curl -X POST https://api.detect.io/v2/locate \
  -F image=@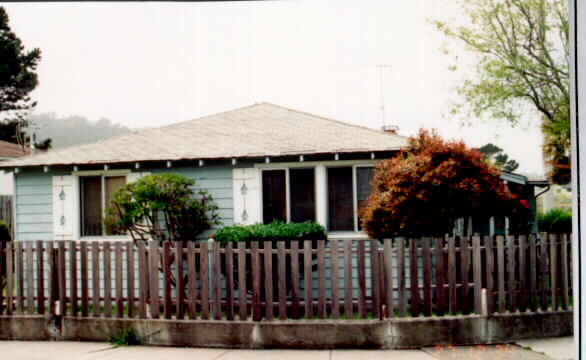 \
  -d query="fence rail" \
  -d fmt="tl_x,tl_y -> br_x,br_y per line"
0,234 -> 573,320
